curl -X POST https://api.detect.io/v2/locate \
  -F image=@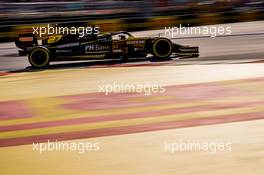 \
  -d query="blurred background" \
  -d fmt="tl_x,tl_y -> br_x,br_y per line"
0,0 -> 263,42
